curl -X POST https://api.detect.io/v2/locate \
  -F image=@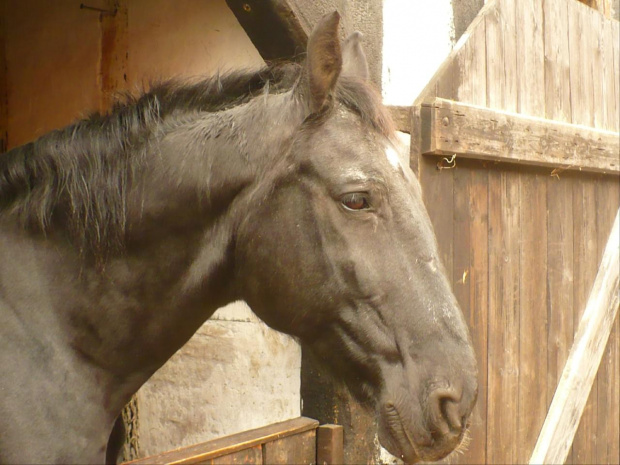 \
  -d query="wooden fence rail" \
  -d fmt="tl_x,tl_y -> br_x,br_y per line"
124,417 -> 343,465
